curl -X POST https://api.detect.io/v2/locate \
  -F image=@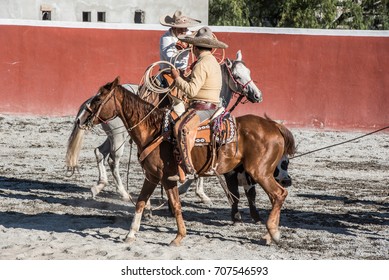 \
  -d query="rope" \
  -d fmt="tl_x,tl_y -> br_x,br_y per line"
143,61 -> 176,94
171,47 -> 192,76
290,125 -> 389,160
126,139 -> 133,194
